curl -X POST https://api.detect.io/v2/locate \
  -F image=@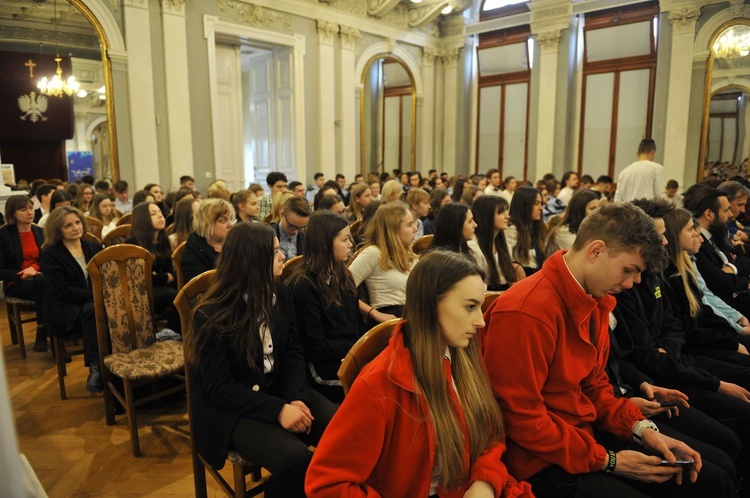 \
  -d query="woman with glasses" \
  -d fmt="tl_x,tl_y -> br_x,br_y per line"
290,211 -> 361,403
181,198 -> 235,284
